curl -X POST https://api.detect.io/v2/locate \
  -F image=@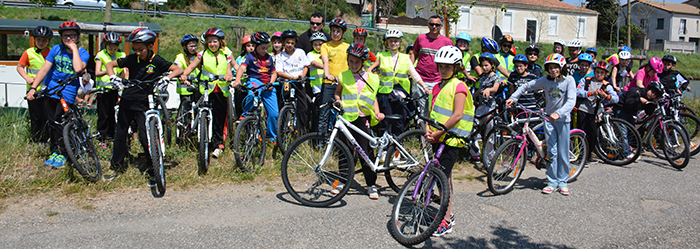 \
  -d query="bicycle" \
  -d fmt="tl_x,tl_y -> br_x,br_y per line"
280,102 -> 432,207
389,116 -> 462,246
588,96 -> 642,166
487,104 -> 588,195
276,77 -> 315,155
233,81 -> 278,172
30,71 -> 102,182
636,93 -> 691,169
